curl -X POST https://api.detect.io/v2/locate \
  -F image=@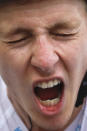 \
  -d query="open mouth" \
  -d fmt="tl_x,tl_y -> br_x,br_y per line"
34,79 -> 64,107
